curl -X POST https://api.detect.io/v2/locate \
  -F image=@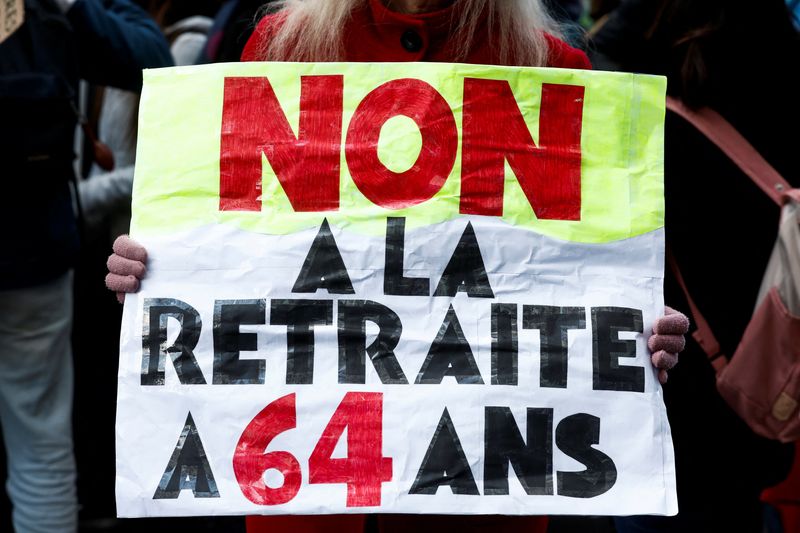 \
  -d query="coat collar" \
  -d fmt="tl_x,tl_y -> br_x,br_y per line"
356,0 -> 469,60
368,0 -> 457,32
